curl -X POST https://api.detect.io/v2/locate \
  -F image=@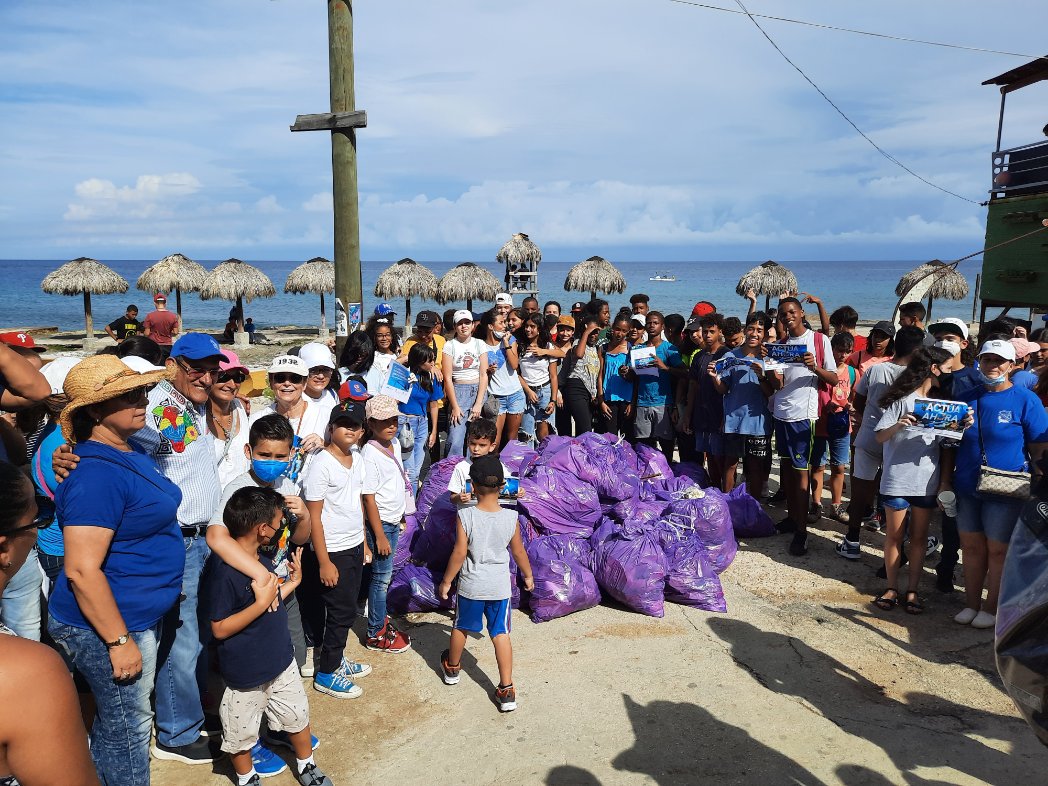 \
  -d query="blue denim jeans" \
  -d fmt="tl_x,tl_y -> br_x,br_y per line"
446,383 -> 479,458
154,534 -> 209,747
0,546 -> 42,640
364,522 -> 401,637
399,413 -> 428,496
49,618 -> 159,786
